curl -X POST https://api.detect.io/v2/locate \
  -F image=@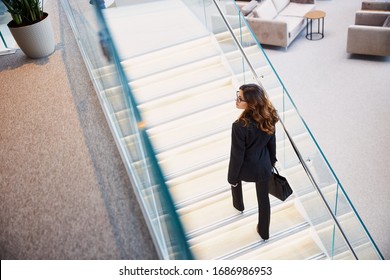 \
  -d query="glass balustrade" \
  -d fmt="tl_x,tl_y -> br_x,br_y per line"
61,0 -> 383,260
61,0 -> 193,260
204,0 -> 382,260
